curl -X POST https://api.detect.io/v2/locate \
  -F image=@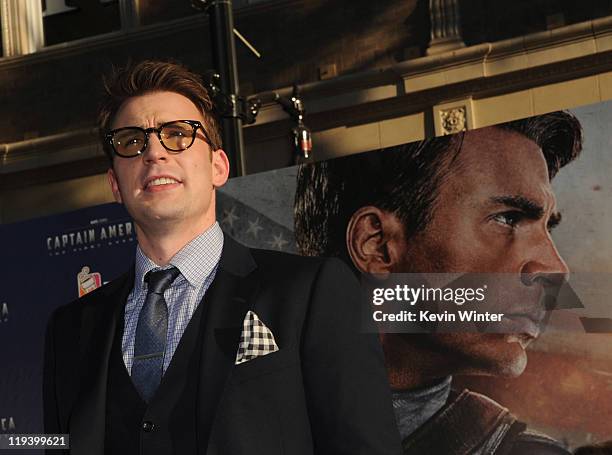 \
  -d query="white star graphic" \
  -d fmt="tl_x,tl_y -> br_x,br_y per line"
246,218 -> 264,238
221,206 -> 239,228
267,232 -> 289,251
